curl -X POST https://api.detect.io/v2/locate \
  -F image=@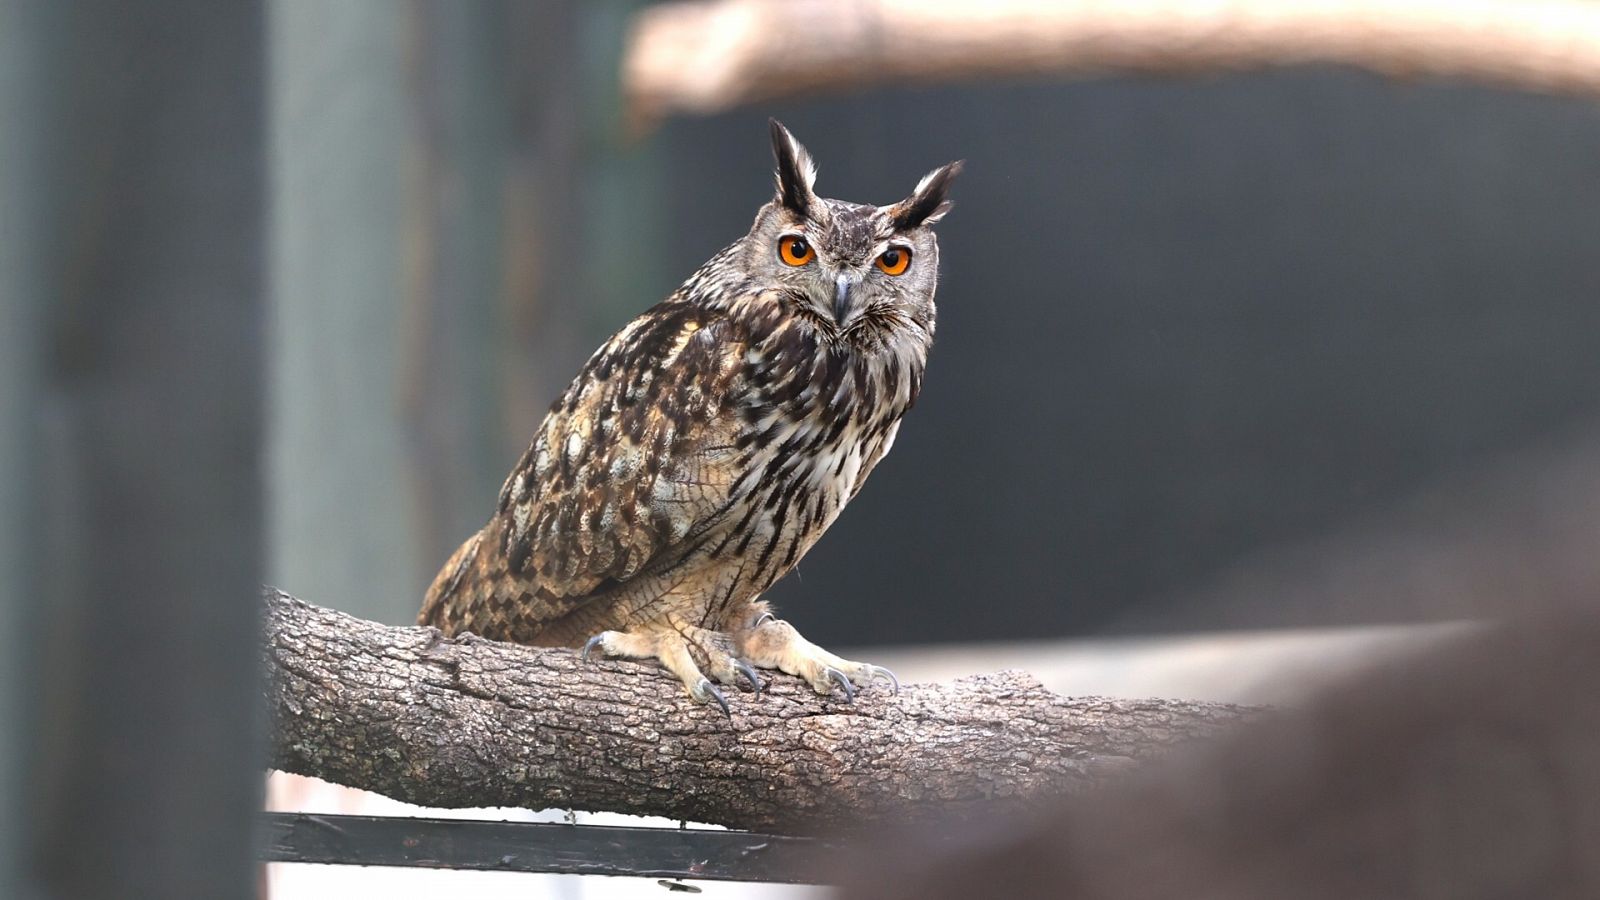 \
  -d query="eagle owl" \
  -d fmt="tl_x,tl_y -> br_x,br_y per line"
419,120 -> 960,713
